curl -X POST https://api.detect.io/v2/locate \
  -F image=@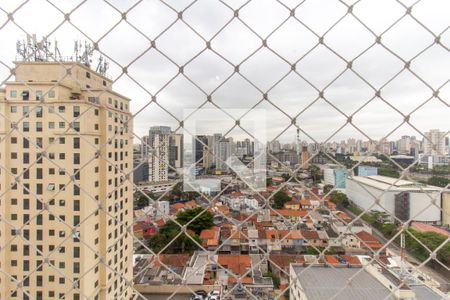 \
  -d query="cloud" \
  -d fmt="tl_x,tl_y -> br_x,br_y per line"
0,0 -> 448,143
